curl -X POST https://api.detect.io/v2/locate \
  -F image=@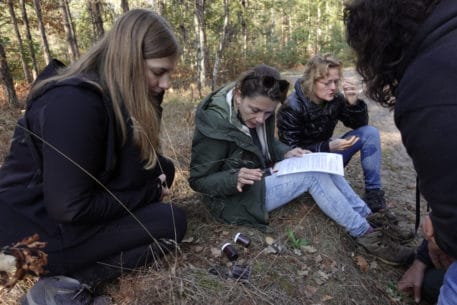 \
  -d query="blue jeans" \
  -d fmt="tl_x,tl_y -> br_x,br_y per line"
437,261 -> 457,305
264,172 -> 371,237
339,125 -> 382,191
